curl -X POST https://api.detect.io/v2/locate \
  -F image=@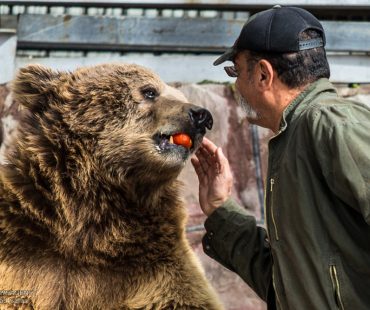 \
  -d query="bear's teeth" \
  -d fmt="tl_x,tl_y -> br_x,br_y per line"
169,136 -> 174,144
